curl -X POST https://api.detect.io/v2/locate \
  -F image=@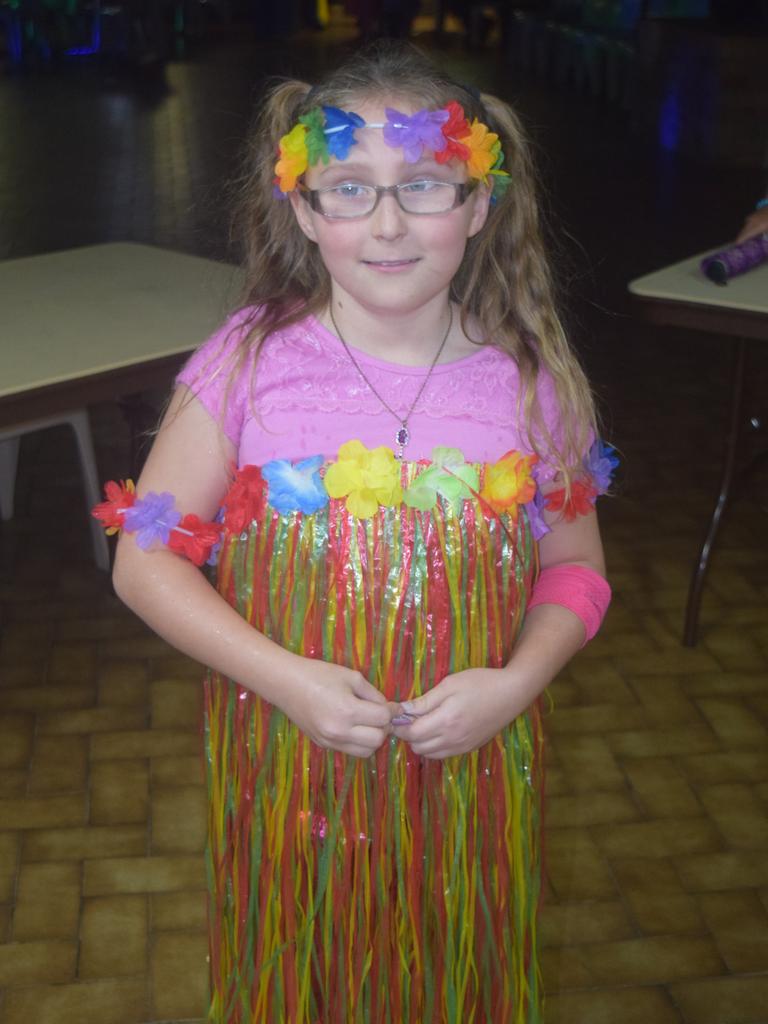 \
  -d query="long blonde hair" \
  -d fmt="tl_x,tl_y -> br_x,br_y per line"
225,41 -> 596,482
